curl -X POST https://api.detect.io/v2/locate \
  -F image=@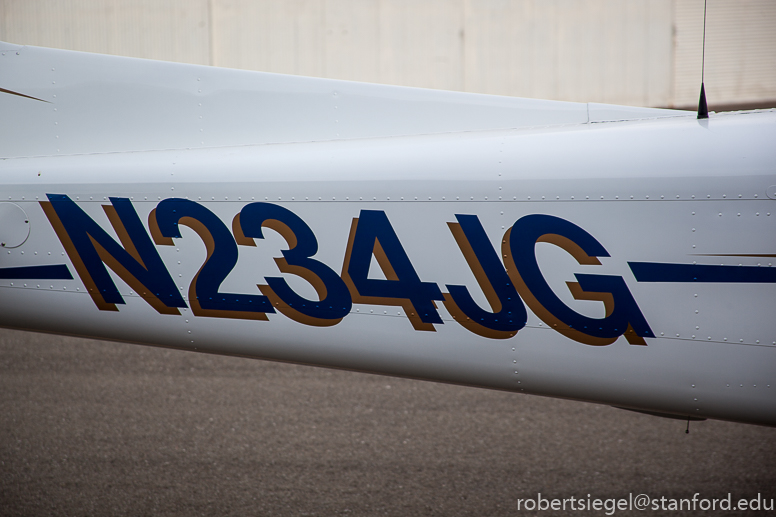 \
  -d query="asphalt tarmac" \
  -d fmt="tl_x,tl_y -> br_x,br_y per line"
1,328 -> 774,516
